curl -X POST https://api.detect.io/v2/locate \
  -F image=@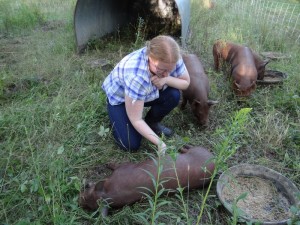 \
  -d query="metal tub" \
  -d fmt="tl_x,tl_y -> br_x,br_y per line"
74,0 -> 191,52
